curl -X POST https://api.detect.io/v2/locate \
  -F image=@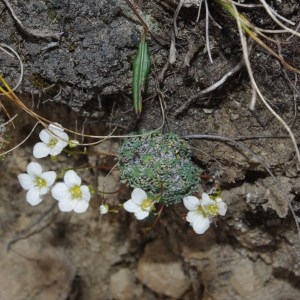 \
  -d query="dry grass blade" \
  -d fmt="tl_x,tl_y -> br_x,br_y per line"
218,0 -> 300,75
0,44 -> 23,91
174,0 -> 185,37
0,75 -> 166,141
231,3 -> 300,166
0,76 -> 48,125
0,122 -> 39,157
204,0 -> 213,63
259,0 -> 300,37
